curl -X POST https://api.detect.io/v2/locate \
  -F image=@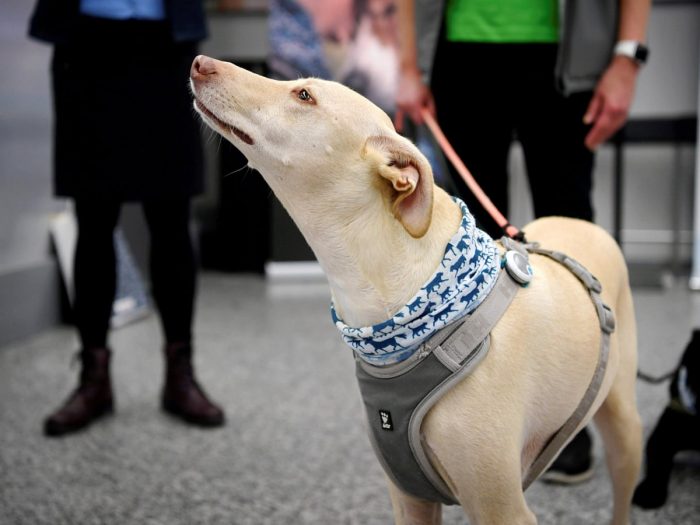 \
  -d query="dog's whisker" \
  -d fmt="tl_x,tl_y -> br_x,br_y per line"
223,164 -> 250,178
239,166 -> 257,183
199,122 -> 218,146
